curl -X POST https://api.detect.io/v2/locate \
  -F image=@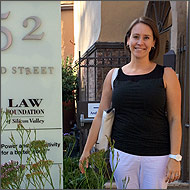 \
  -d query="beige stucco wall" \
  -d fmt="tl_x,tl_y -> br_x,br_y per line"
61,8 -> 74,60
73,1 -> 187,67
74,1 -> 146,60
98,1 -> 146,42
170,1 -> 187,74
74,1 -> 101,60
170,2 -> 187,52
170,1 -> 178,54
